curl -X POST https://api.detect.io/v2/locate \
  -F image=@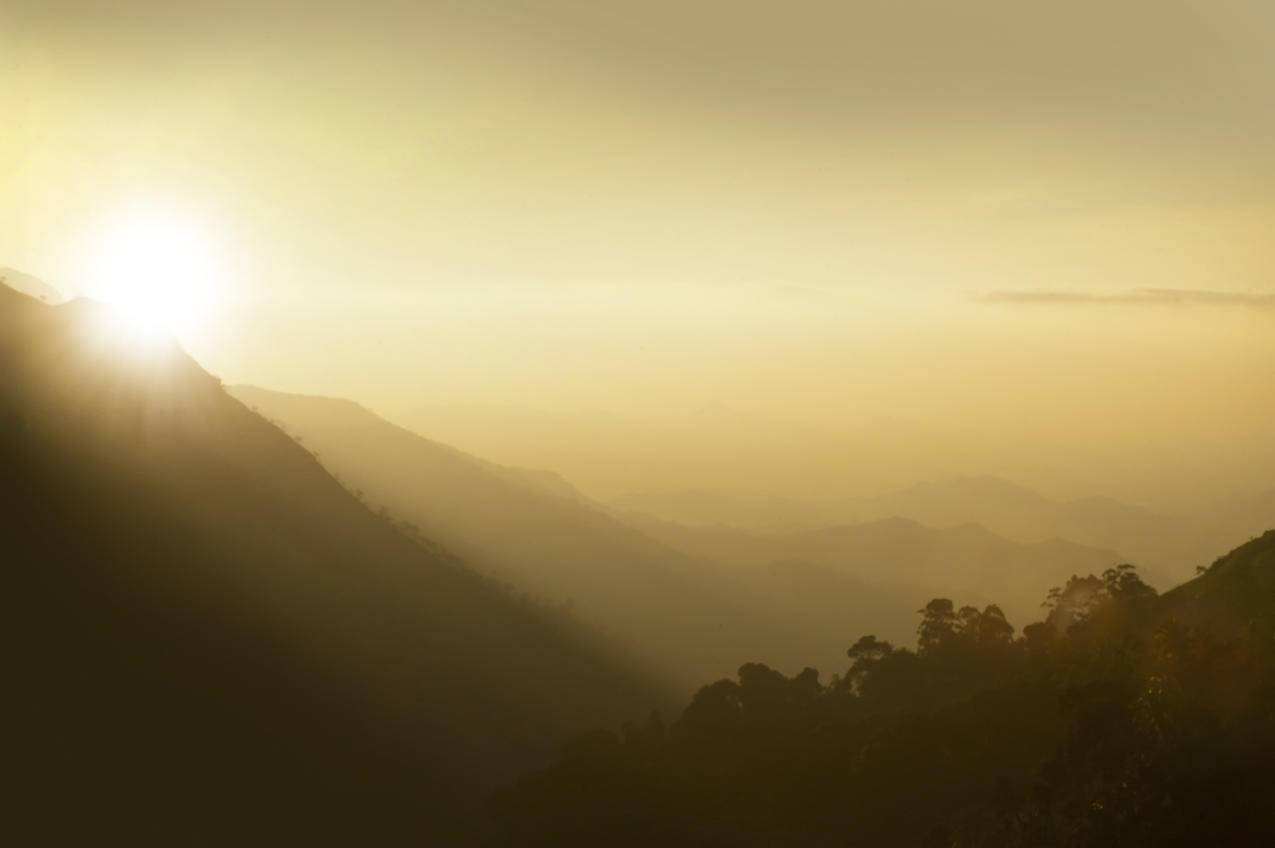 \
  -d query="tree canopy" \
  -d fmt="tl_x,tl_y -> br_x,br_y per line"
493,544 -> 1275,846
